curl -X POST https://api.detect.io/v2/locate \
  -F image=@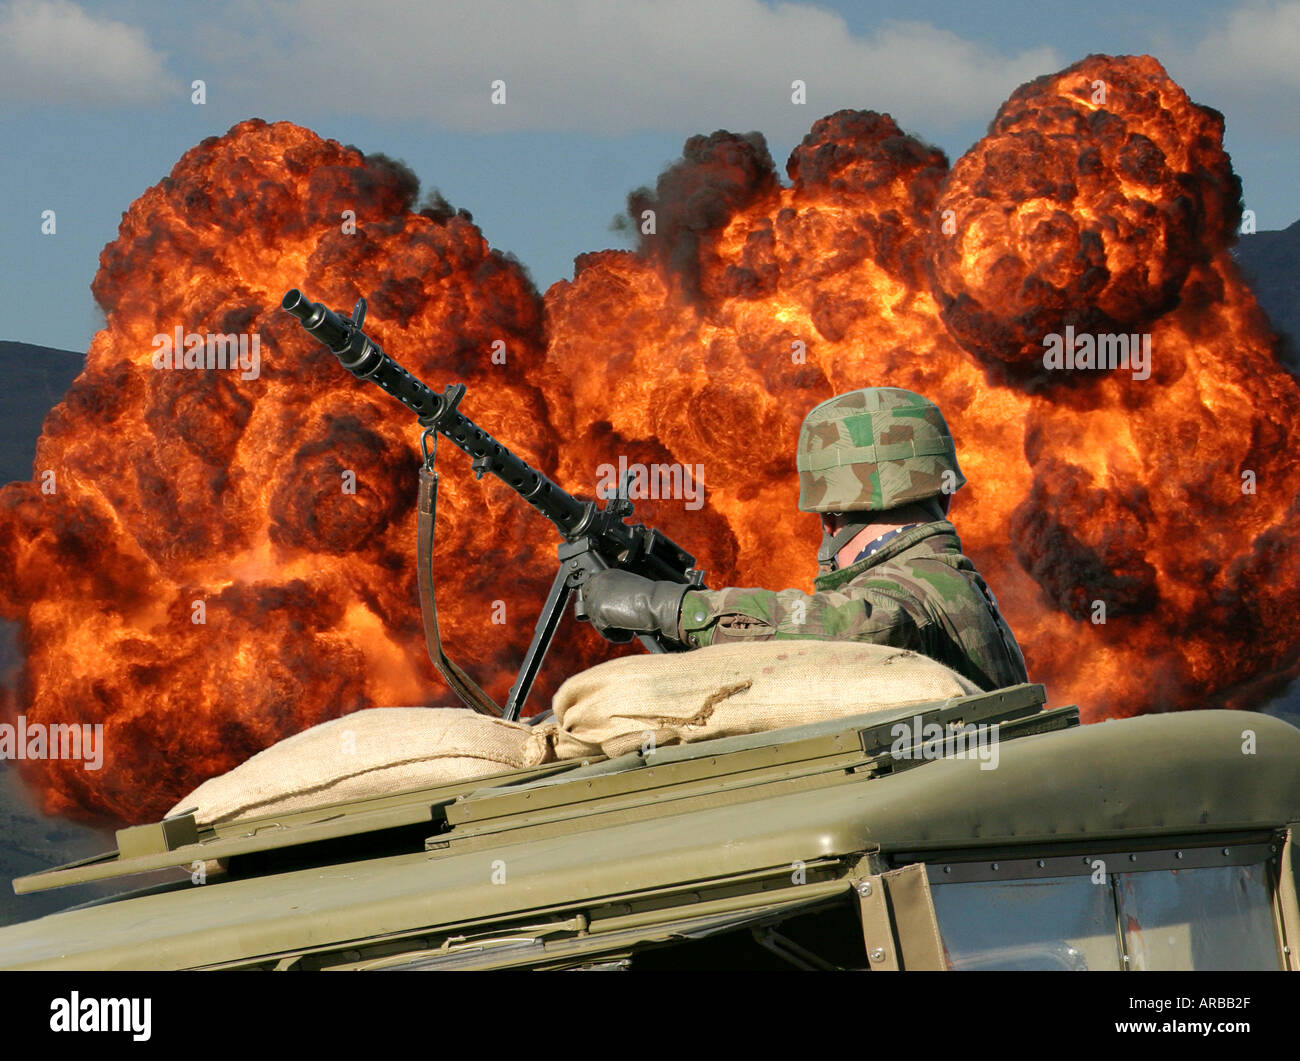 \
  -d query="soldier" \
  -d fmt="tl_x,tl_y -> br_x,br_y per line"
582,387 -> 1029,692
